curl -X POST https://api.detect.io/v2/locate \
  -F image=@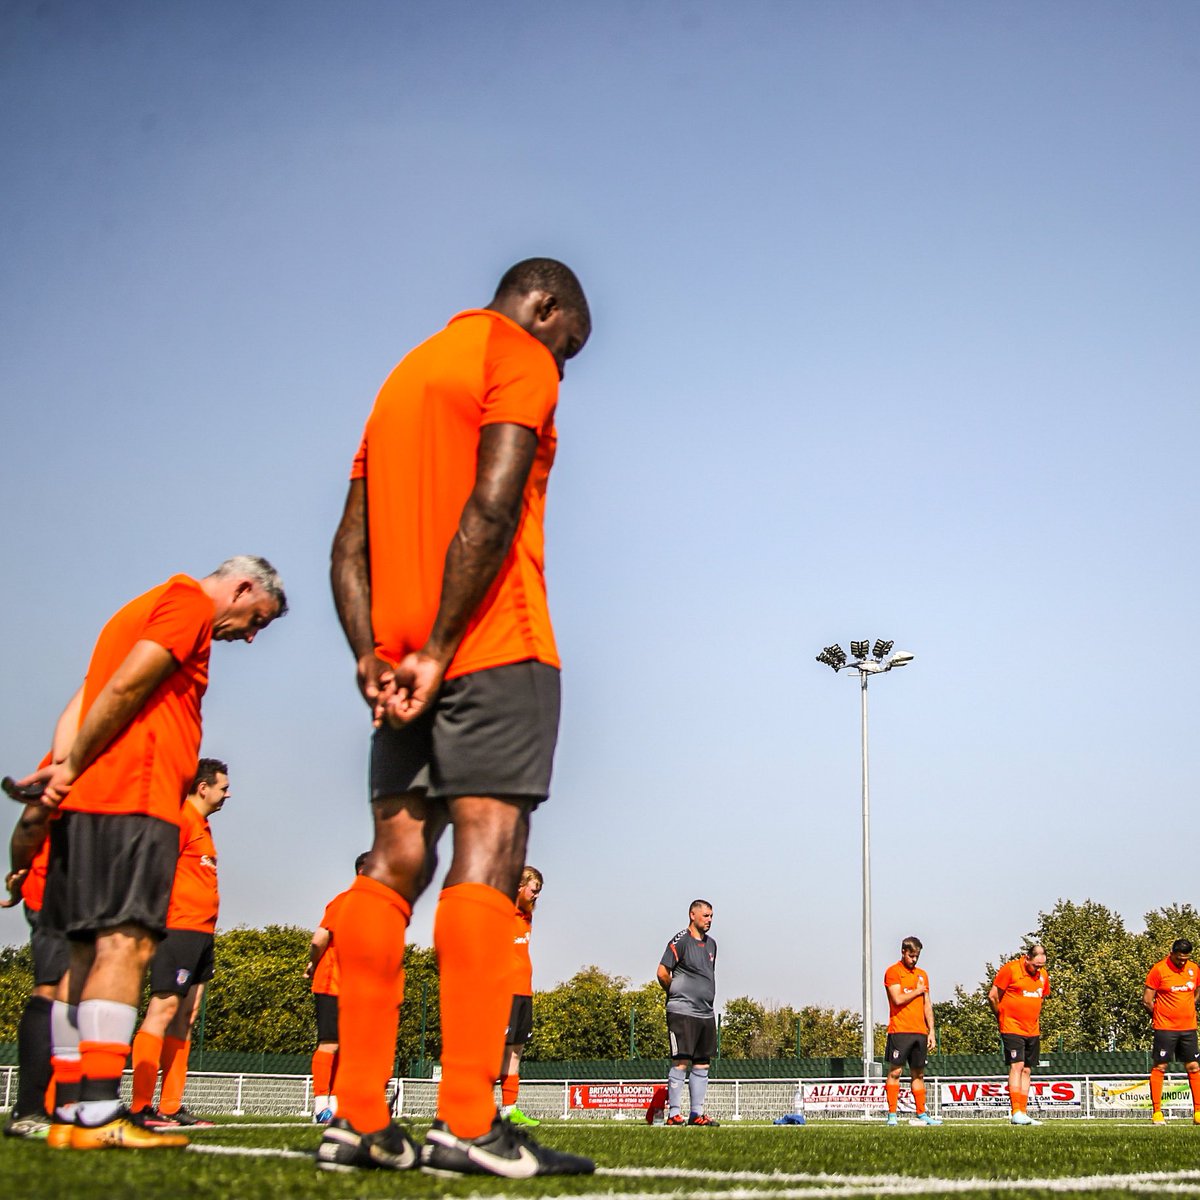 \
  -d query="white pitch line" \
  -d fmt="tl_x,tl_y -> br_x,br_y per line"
189,1143 -> 311,1160
185,1145 -> 1200,1196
